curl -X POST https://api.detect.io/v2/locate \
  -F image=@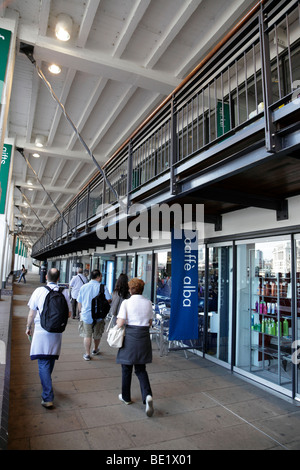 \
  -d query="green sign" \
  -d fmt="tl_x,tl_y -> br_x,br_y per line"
15,237 -> 19,254
0,143 -> 12,213
217,101 -> 230,137
0,27 -> 11,104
